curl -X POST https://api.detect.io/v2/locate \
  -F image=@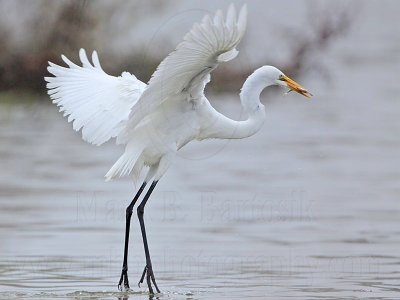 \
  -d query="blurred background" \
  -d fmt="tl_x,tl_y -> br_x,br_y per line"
0,0 -> 353,96
0,0 -> 399,299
